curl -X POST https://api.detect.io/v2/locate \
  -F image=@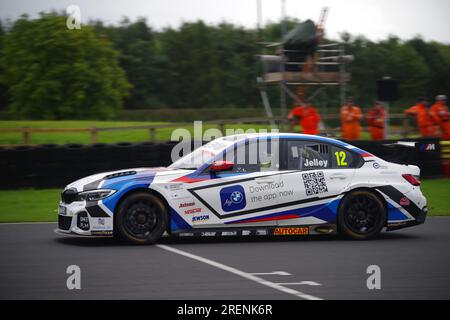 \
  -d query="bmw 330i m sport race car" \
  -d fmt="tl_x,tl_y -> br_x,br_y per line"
56,133 -> 427,244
